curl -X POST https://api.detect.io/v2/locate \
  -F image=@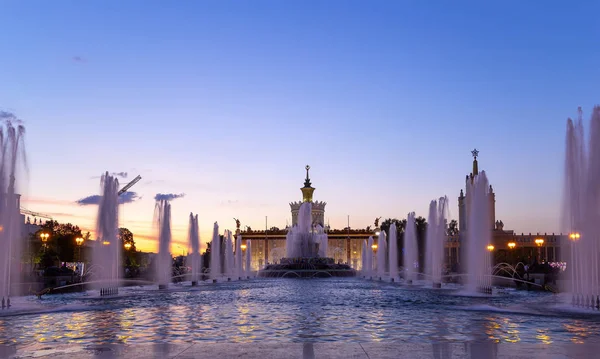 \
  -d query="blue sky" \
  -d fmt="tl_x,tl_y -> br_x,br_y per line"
1,1 -> 599,251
